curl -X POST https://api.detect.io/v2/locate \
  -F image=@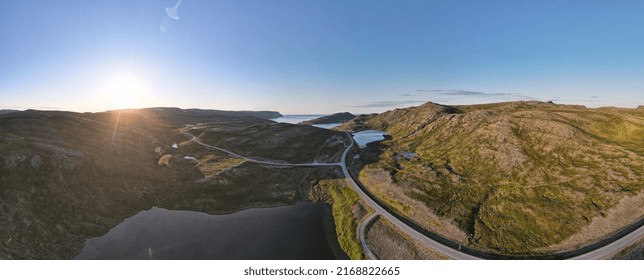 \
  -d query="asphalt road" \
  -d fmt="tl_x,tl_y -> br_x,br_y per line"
339,132 -> 643,260
338,132 -> 480,259
570,225 -> 644,260
357,213 -> 379,260
182,127 -> 642,259
181,129 -> 341,167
